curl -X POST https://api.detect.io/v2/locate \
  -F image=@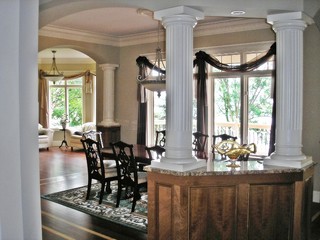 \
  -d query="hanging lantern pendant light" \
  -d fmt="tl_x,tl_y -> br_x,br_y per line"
43,50 -> 64,83
137,21 -> 166,96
